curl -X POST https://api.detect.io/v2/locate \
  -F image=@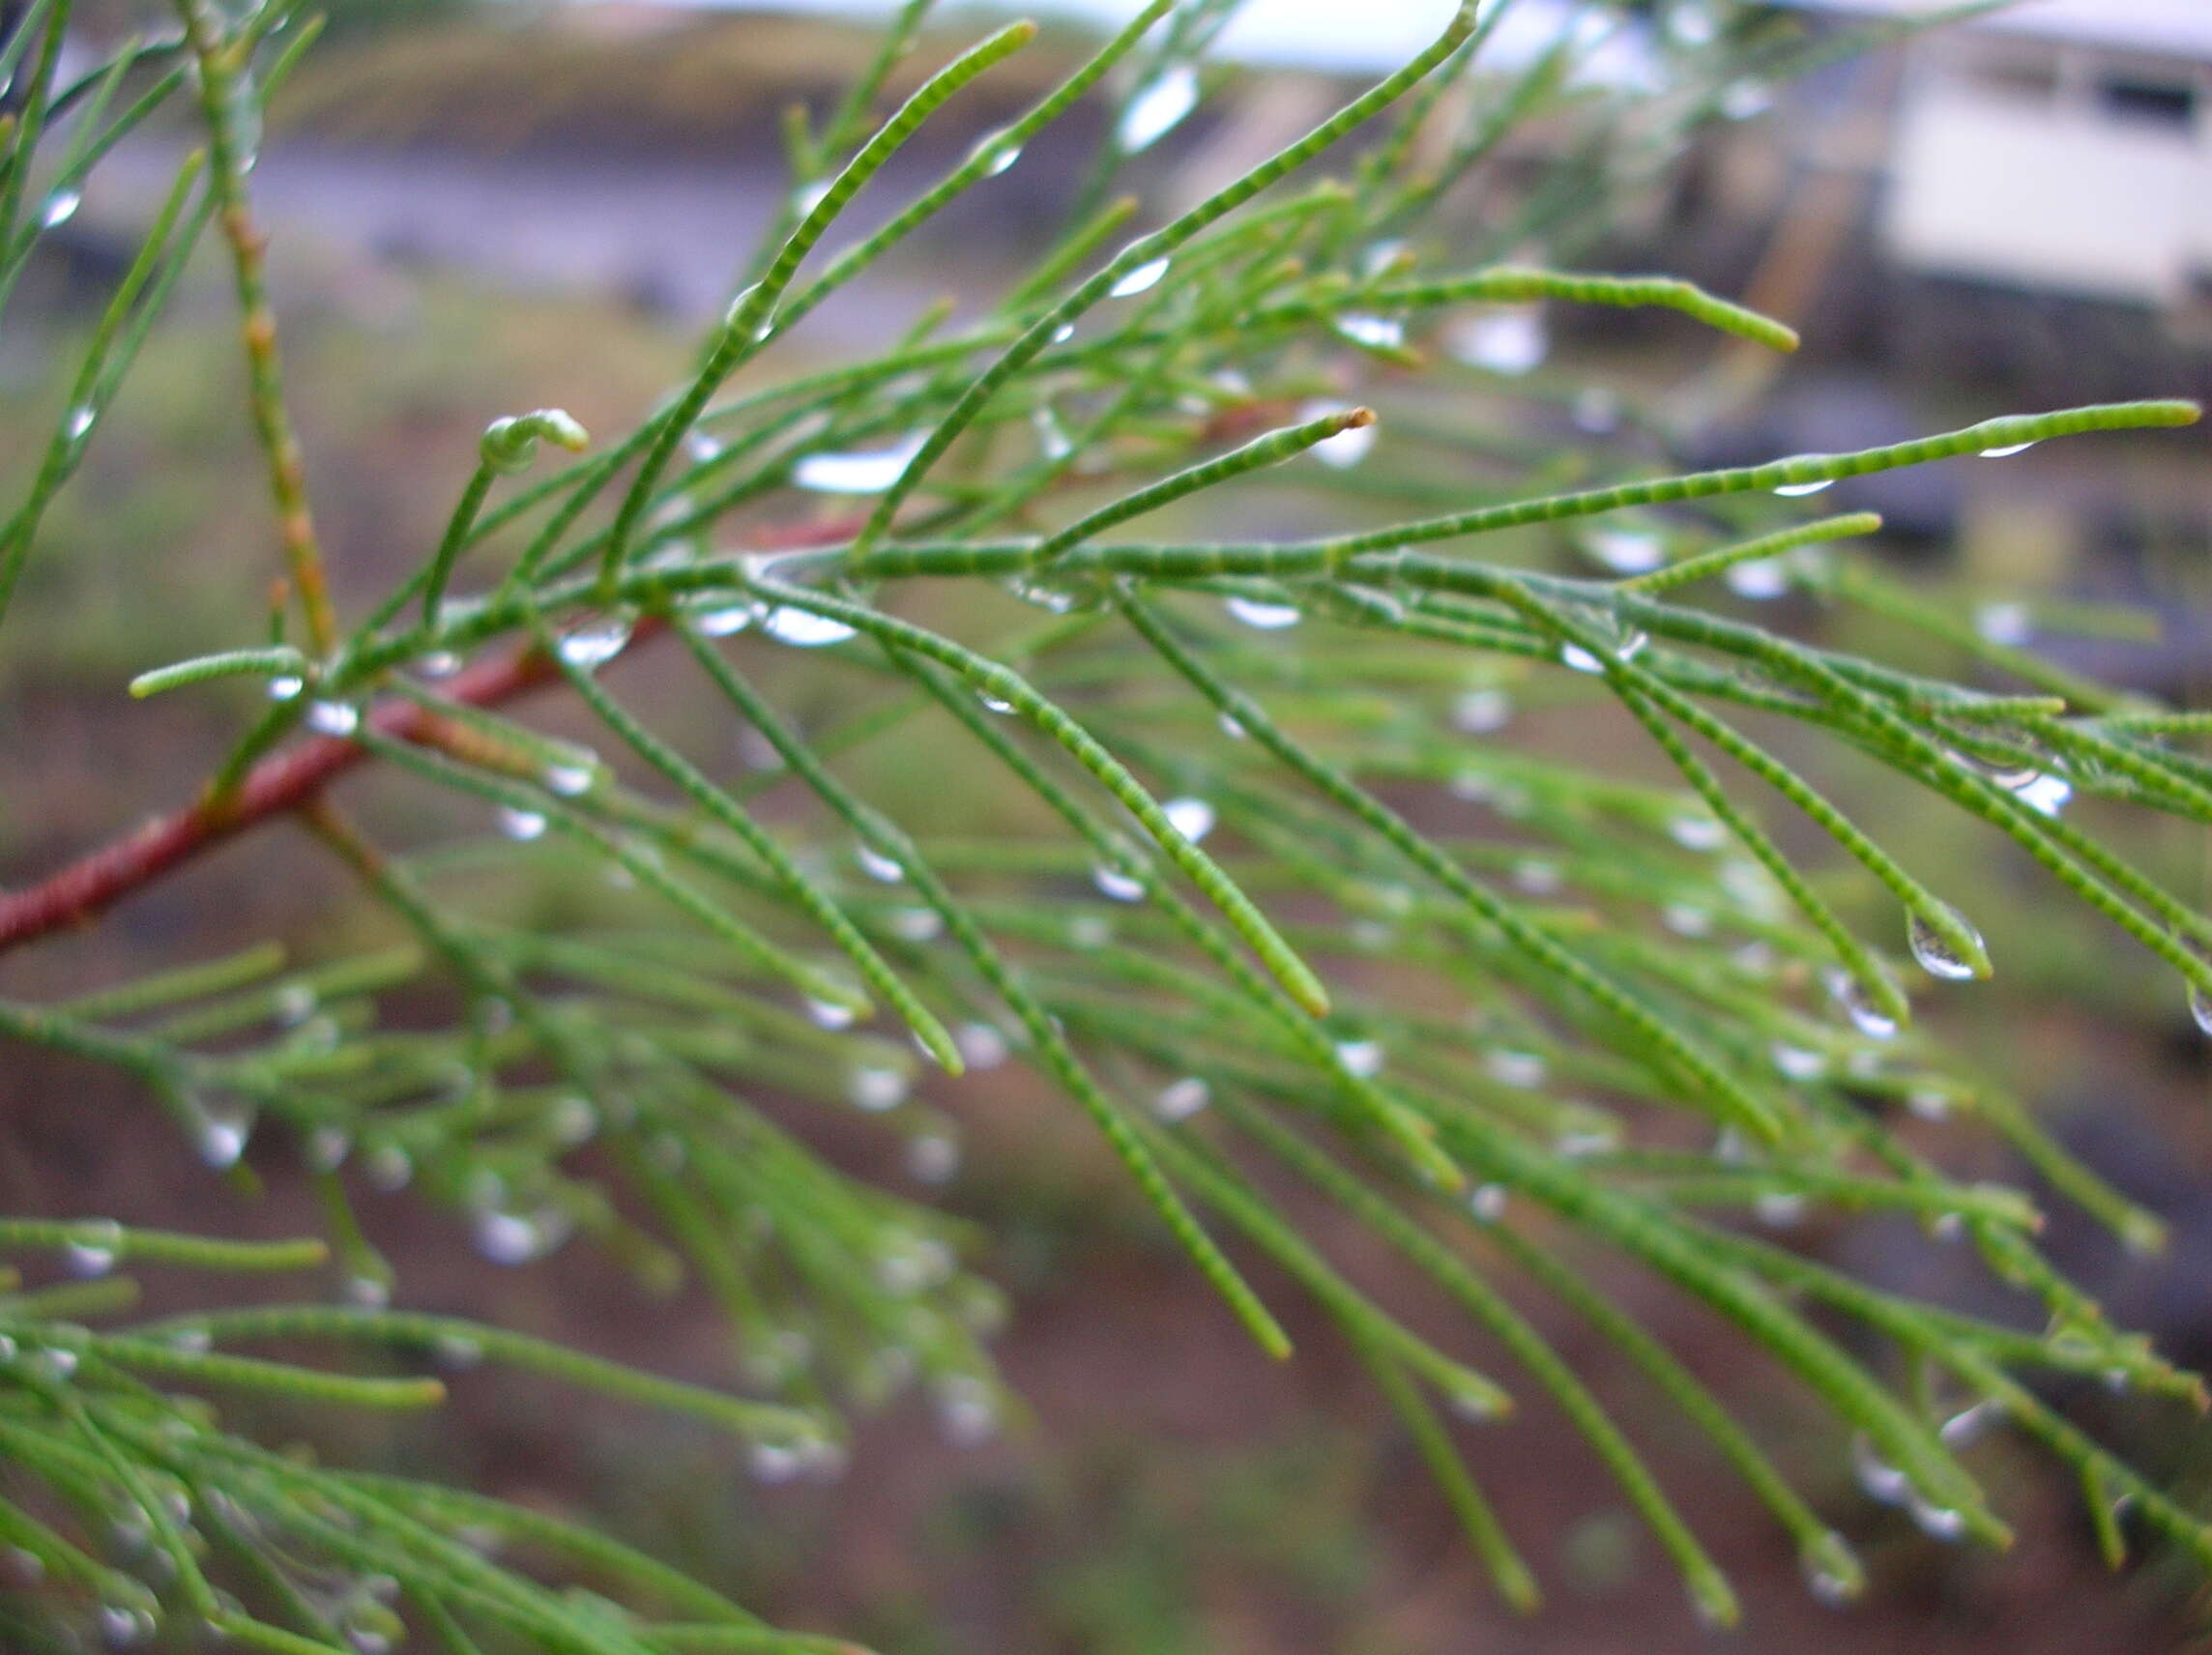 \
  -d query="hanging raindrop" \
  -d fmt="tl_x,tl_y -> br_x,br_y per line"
1153,1077 -> 1210,1121
1334,1038 -> 1384,1078
1333,313 -> 1406,351
1092,862 -> 1145,903
761,606 -> 857,648
557,616 -> 632,671
1451,687 -> 1511,734
848,1066 -> 909,1112
1725,558 -> 1790,600
791,436 -> 925,494
1107,256 -> 1170,299
1773,478 -> 1834,498
857,844 -> 905,884
1449,308 -> 1548,376
1825,968 -> 1902,1040
496,806 -> 547,842
1225,595 -> 1301,629
41,188 -> 81,228
1117,64 -> 1199,153
692,599 -> 755,637
1162,798 -> 1215,843
1907,907 -> 1986,981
